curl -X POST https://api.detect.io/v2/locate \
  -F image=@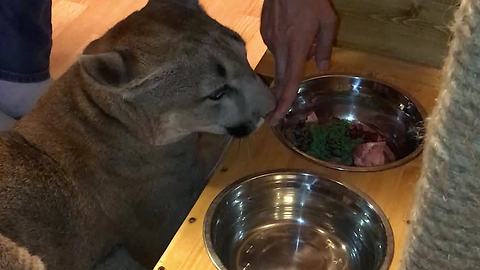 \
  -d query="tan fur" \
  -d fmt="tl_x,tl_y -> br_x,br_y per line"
0,235 -> 45,270
0,1 -> 275,269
